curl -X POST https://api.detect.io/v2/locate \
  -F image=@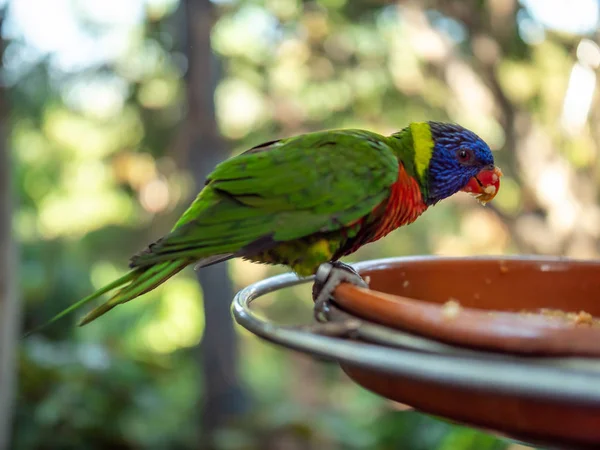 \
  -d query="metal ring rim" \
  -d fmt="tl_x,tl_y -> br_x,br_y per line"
232,255 -> 600,406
